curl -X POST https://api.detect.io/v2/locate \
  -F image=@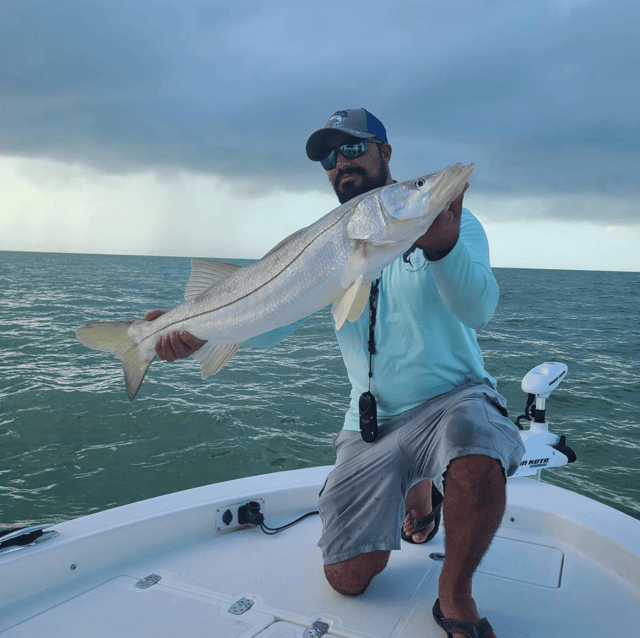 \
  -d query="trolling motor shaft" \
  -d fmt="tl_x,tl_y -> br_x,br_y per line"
523,361 -> 567,423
